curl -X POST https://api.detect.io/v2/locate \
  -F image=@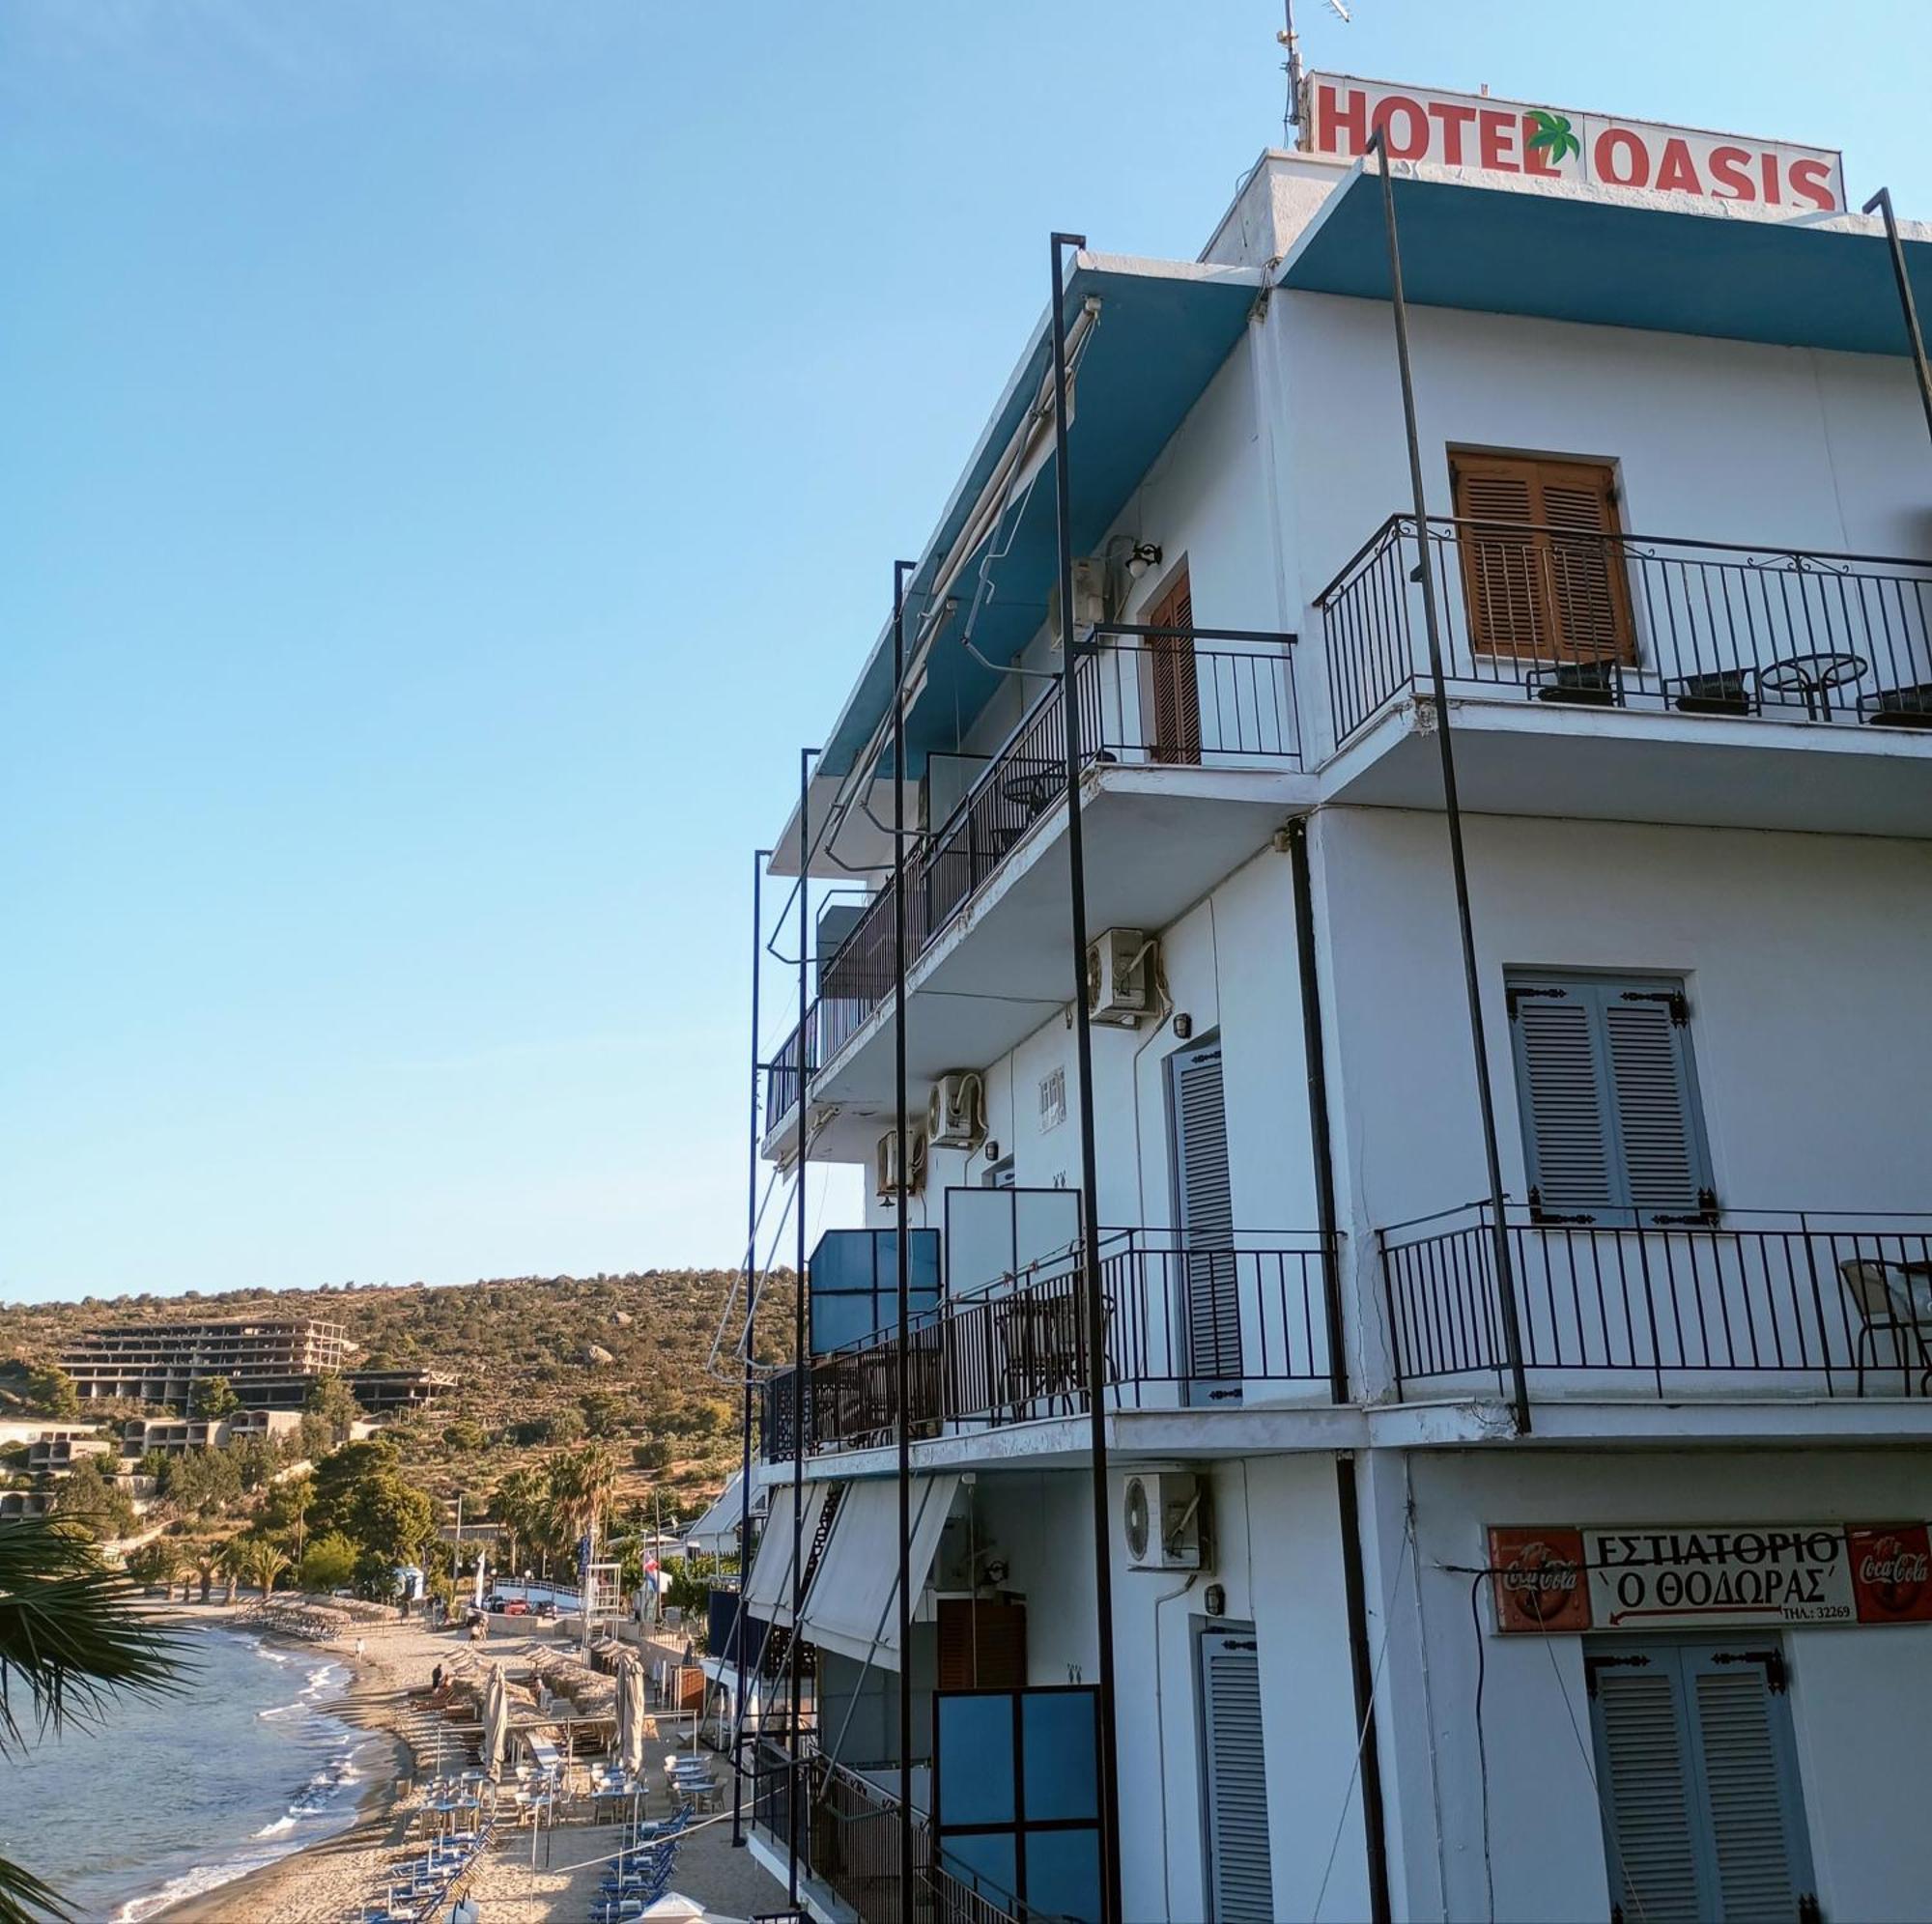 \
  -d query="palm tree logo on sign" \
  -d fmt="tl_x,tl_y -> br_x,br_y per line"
1526,110 -> 1582,163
